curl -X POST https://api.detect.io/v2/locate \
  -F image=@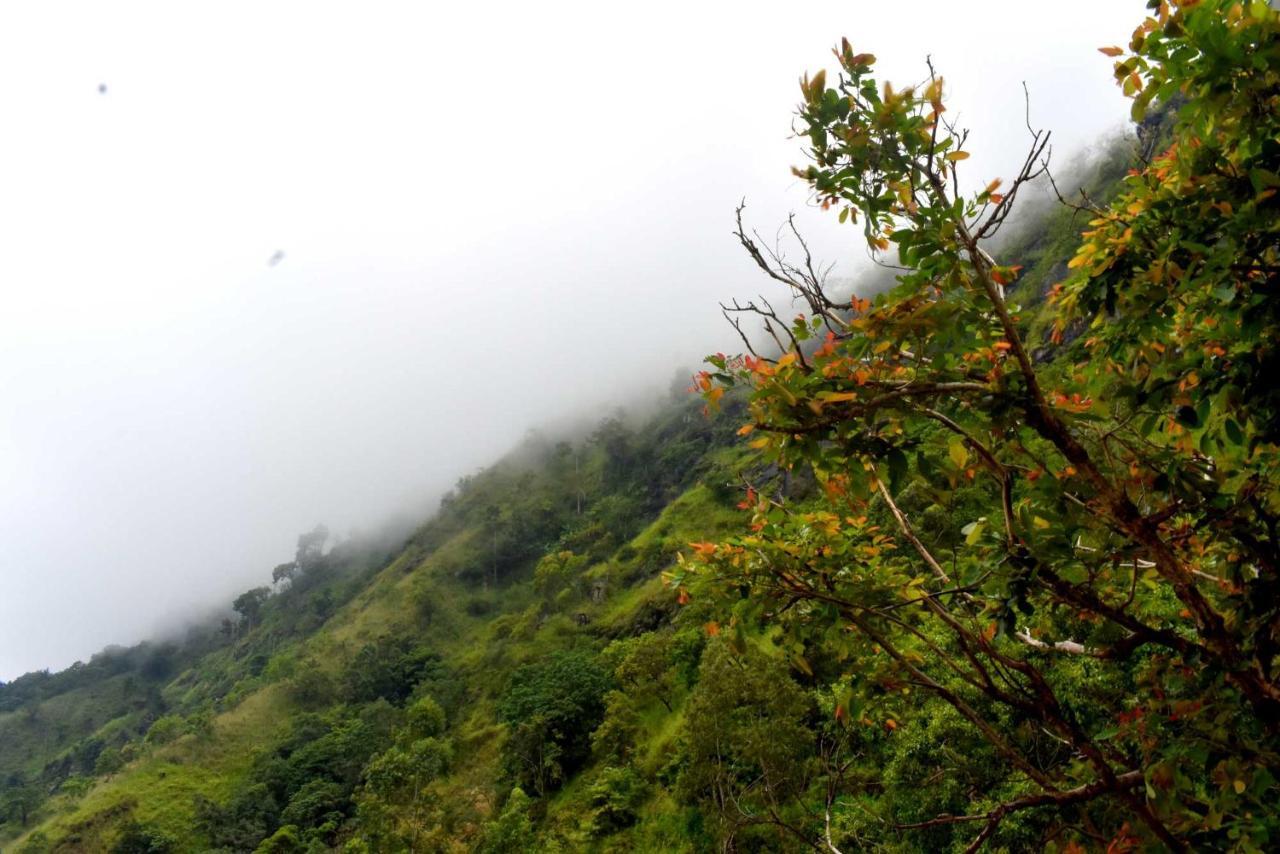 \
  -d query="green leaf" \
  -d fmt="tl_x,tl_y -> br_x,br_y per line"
886,448 -> 908,494
1195,400 -> 1211,430
1175,405 -> 1200,429
1224,419 -> 1244,445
